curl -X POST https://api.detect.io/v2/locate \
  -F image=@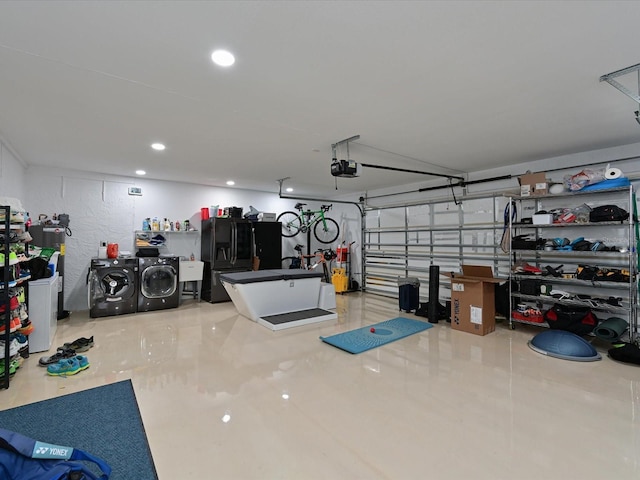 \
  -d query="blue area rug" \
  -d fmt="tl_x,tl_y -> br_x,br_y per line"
0,379 -> 157,479
320,317 -> 433,354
